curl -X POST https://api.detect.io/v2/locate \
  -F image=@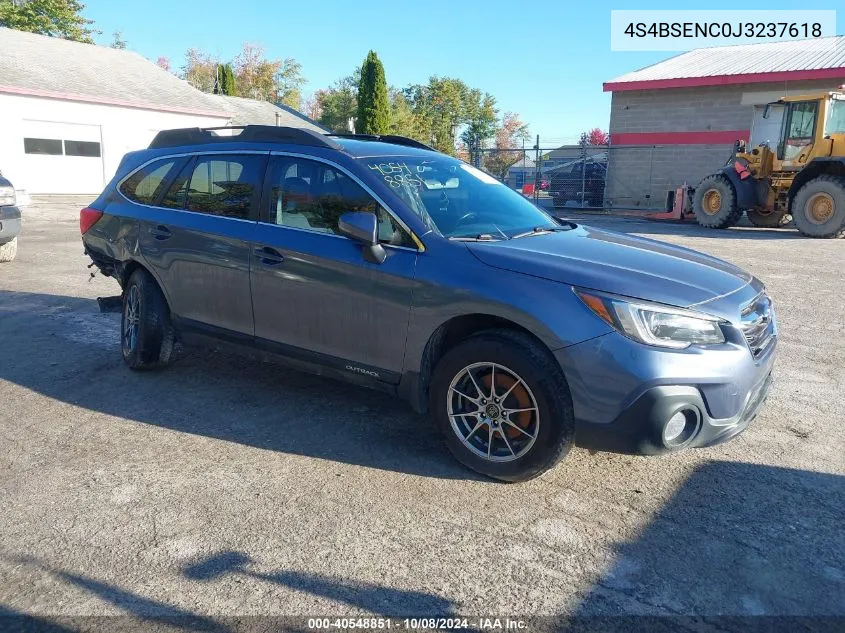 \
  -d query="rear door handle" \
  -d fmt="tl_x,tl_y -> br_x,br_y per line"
148,225 -> 172,240
254,246 -> 285,265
